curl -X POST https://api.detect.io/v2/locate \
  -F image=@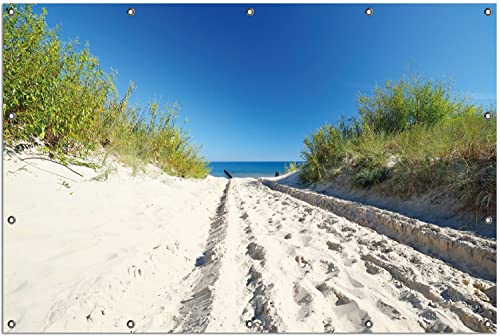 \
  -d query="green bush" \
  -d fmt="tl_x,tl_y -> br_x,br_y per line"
3,5 -> 209,178
357,74 -> 477,134
386,114 -> 495,216
352,166 -> 390,188
300,124 -> 345,183
300,73 -> 496,217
